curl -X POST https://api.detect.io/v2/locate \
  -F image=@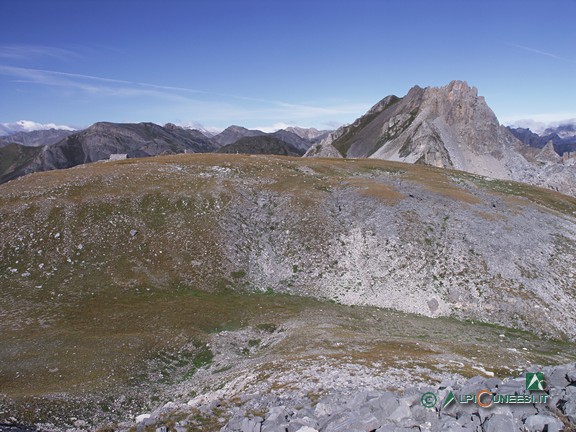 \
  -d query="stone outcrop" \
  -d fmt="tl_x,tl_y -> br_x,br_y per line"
536,141 -> 562,164
302,137 -> 343,158
117,363 -> 576,432
222,364 -> 576,432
